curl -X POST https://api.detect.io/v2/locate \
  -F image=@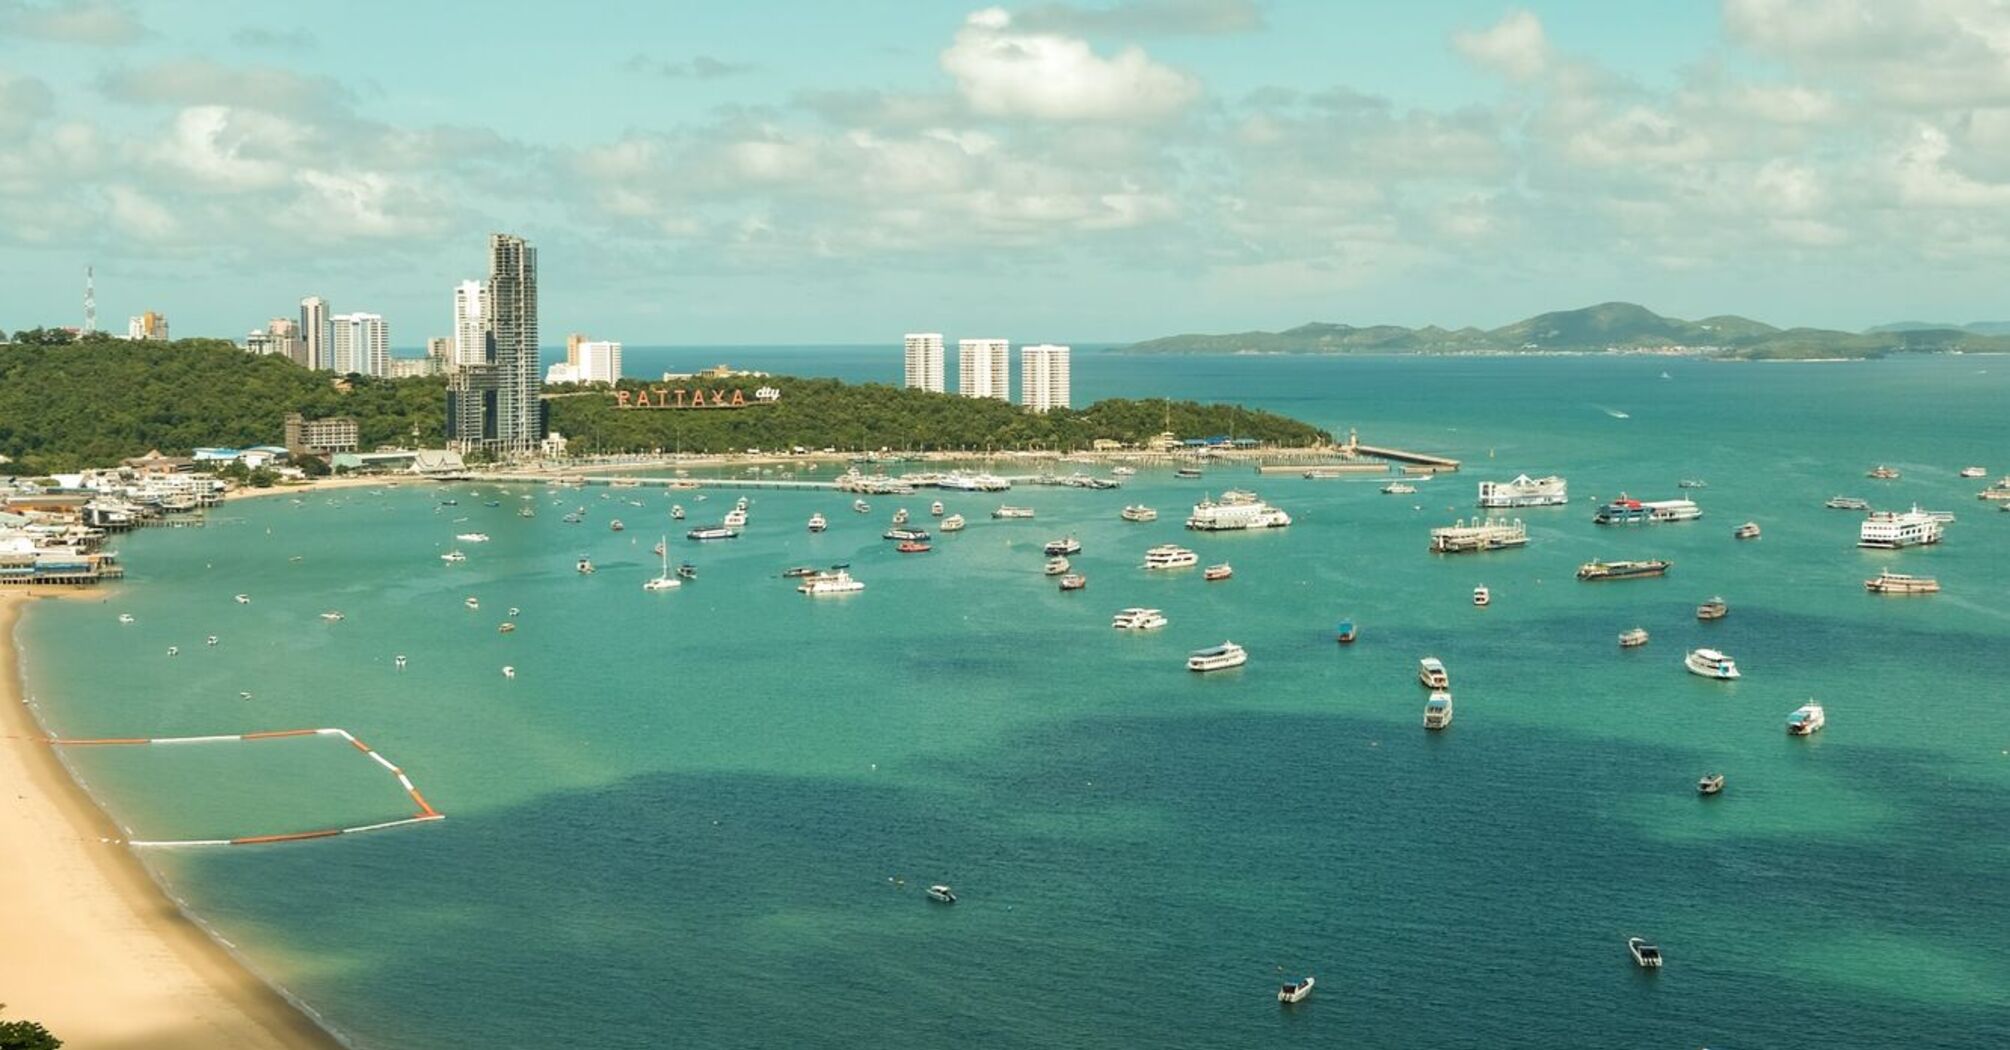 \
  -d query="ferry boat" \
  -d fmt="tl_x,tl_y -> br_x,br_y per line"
992,505 -> 1036,519
1044,556 -> 1071,575
884,527 -> 931,542
610,519 -> 625,532
1278,976 -> 1315,1004
926,884 -> 956,904
1472,585 -> 1490,607
1618,627 -> 1649,648
1335,618 -> 1357,644
575,557 -> 595,575
1960,466 -> 1987,478
1867,465 -> 1901,479
1423,691 -> 1453,730
441,549 -> 467,563
686,525 -> 740,541
892,508 -> 910,526
1696,596 -> 1728,620
1174,467 -> 1203,479
1733,521 -> 1761,539
1382,481 -> 1417,495
1980,478 -> 2010,501
1204,563 -> 1233,581
930,501 -> 944,517
722,508 -> 747,529
807,513 -> 827,533
671,505 -> 686,520
1684,648 -> 1739,679
1865,569 -> 1939,594
1593,495 -> 1701,525
1628,937 -> 1663,969
1044,536 -> 1082,556
1825,496 -> 1871,510
1786,701 -> 1826,735
1430,518 -> 1527,553
1858,506 -> 1942,549
1187,641 -> 1248,672
1697,773 -> 1725,796
896,540 -> 931,554
1418,657 -> 1449,690
1575,559 -> 1671,581
1186,493 -> 1291,531
1143,544 -> 1199,570
1478,474 -> 1568,508
852,499 -> 871,514
940,514 -> 966,532
455,532 -> 490,543
1111,607 -> 1167,631
1059,573 -> 1087,591
644,539 -> 681,590
798,569 -> 865,595
1120,505 -> 1158,523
